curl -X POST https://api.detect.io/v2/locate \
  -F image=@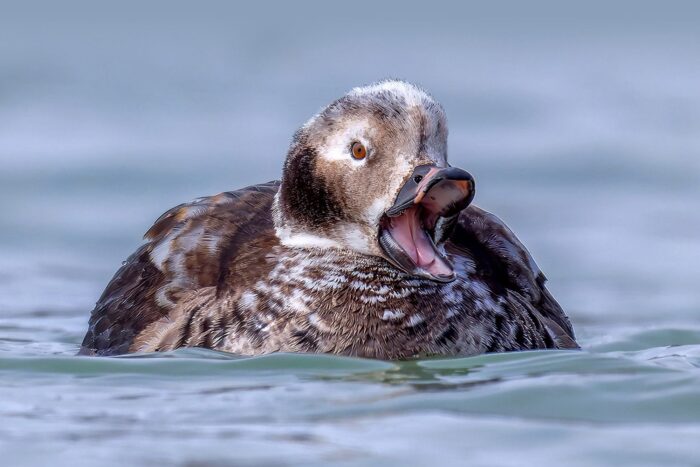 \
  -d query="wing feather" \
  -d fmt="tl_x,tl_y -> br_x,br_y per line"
451,205 -> 577,348
79,181 -> 280,355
